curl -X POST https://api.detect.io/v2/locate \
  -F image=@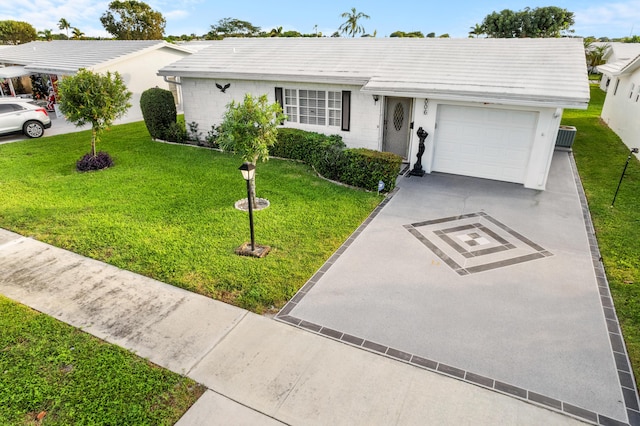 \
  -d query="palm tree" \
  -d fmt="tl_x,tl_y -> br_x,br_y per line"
58,18 -> 71,38
338,8 -> 370,38
269,26 -> 283,37
586,43 -> 610,74
71,27 -> 84,40
469,24 -> 484,38
38,29 -> 54,41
